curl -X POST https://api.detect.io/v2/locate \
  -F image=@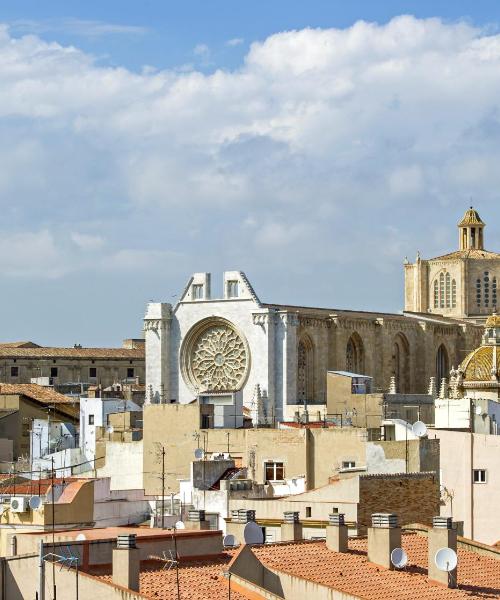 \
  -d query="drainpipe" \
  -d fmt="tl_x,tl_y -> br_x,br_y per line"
38,540 -> 45,600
